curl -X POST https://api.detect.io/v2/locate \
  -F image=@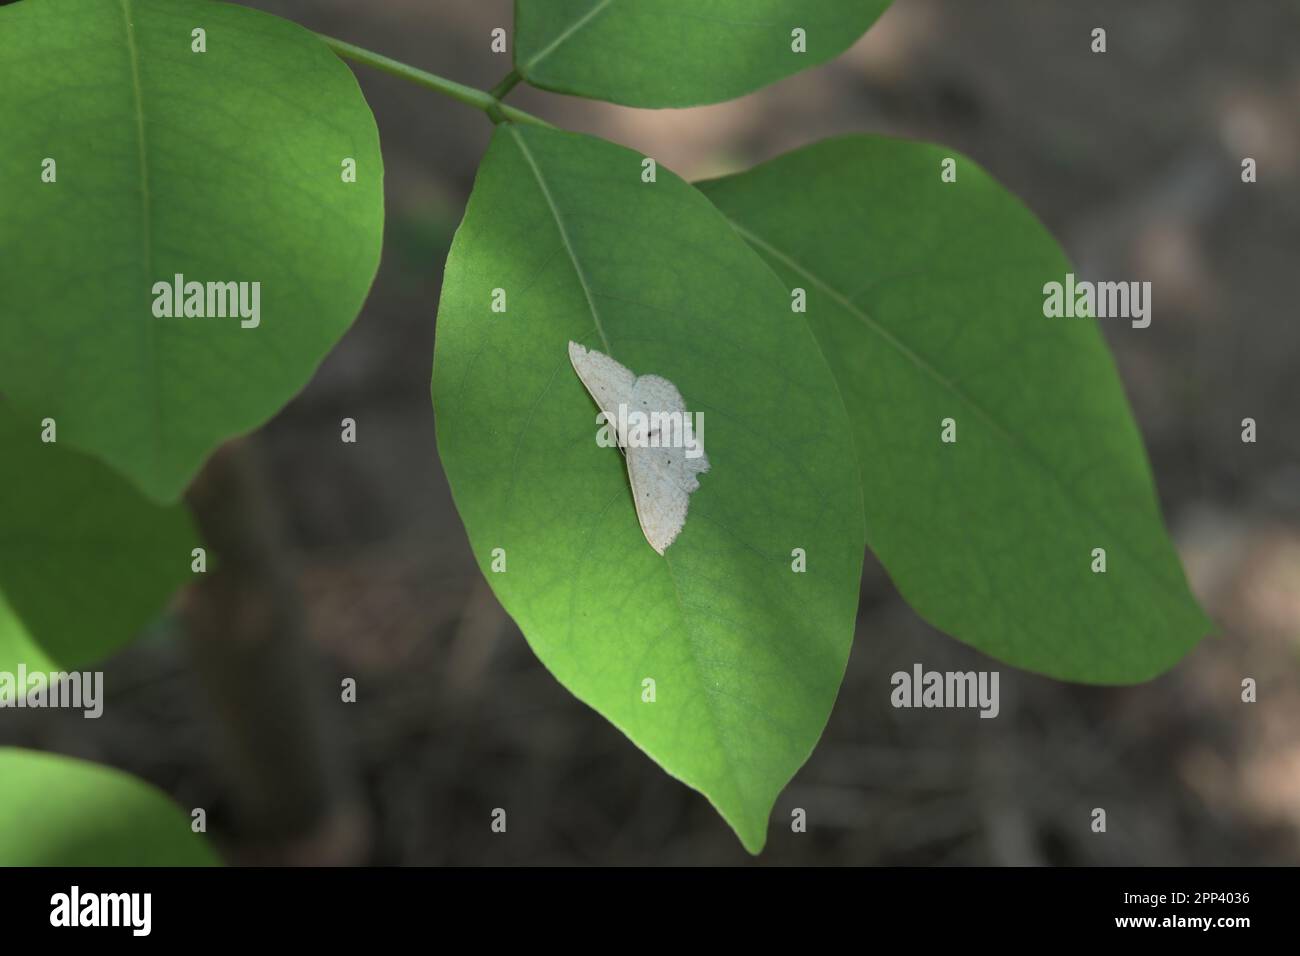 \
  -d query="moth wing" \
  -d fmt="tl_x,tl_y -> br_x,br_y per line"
626,373 -> 709,554
631,374 -> 710,478
568,341 -> 636,442
627,445 -> 692,555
